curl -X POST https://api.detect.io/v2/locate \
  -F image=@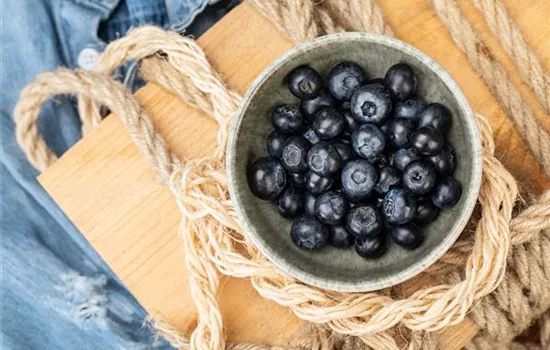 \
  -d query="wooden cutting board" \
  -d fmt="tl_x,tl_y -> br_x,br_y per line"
38,0 -> 550,348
